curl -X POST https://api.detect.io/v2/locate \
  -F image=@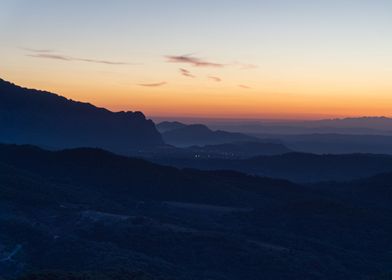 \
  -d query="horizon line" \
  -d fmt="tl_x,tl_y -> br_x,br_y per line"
149,115 -> 391,123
